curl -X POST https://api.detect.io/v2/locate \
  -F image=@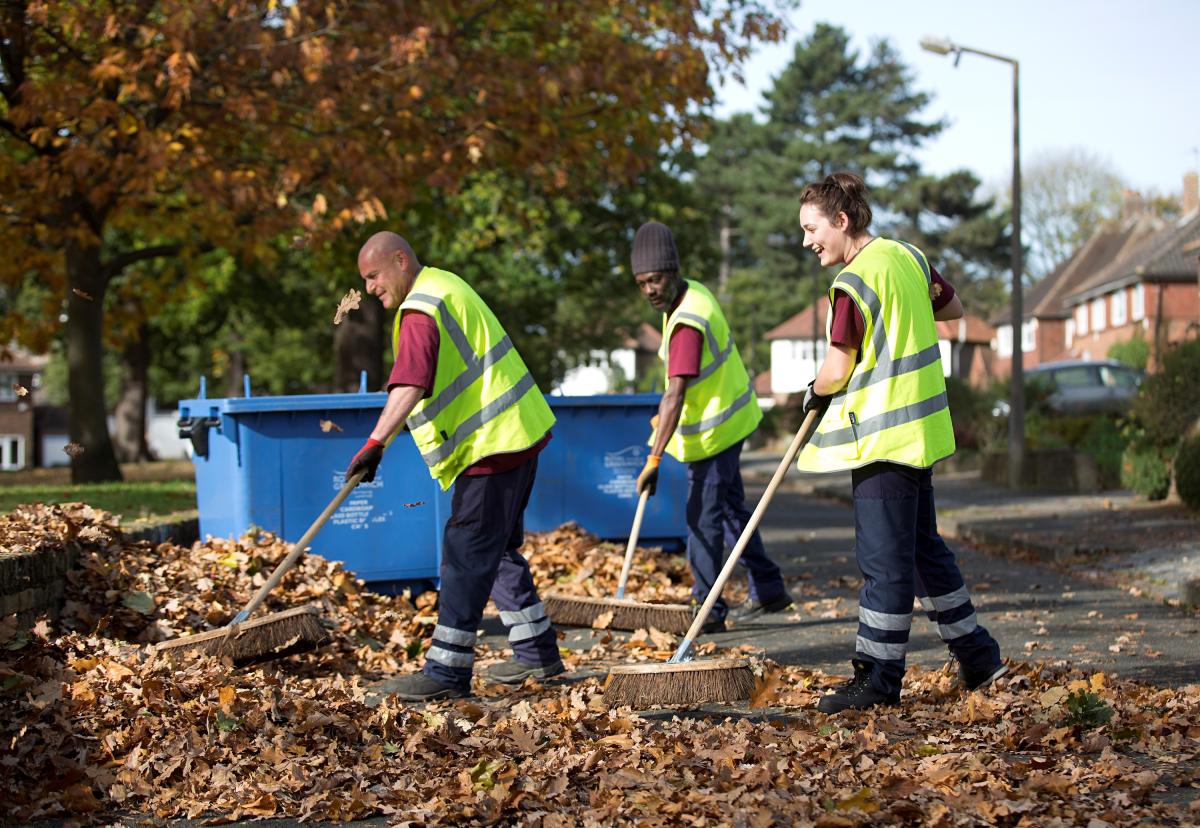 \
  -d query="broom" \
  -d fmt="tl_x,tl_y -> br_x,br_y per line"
604,408 -> 820,708
543,488 -> 693,633
152,469 -> 367,665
